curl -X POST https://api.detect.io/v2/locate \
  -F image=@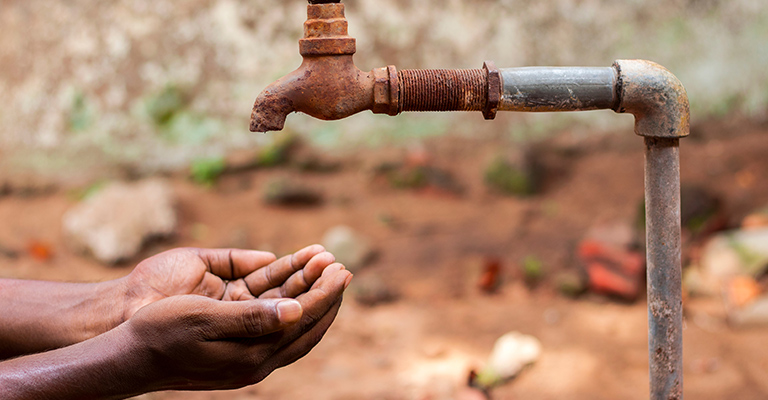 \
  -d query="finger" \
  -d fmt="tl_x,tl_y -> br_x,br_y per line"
222,279 -> 256,301
201,298 -> 304,339
195,248 -> 277,280
244,244 -> 325,296
261,297 -> 343,371
258,251 -> 336,299
274,264 -> 351,346
196,271 -> 228,300
220,264 -> 348,345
